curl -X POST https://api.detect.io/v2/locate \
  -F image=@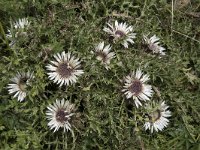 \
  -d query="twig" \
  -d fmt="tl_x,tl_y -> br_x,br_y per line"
109,12 -> 133,19
172,29 -> 200,44
186,12 -> 200,18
